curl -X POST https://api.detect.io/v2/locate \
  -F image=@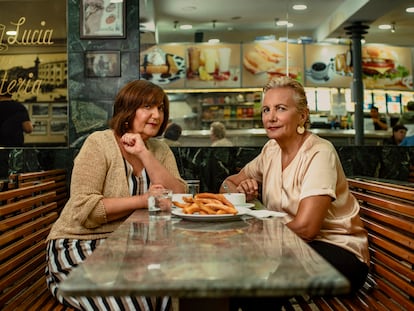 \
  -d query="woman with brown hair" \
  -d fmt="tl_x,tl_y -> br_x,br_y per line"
46,80 -> 186,310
